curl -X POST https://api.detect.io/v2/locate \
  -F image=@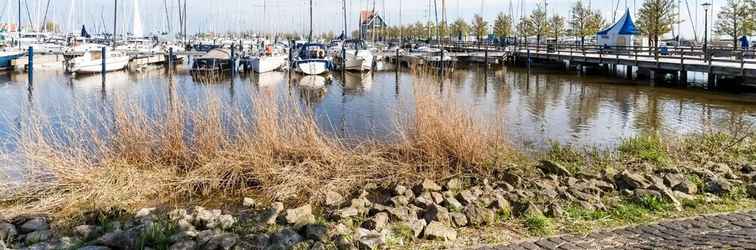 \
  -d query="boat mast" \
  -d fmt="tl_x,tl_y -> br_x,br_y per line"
308,0 -> 312,42
113,0 -> 117,46
342,0 -> 347,39
163,0 -> 171,34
